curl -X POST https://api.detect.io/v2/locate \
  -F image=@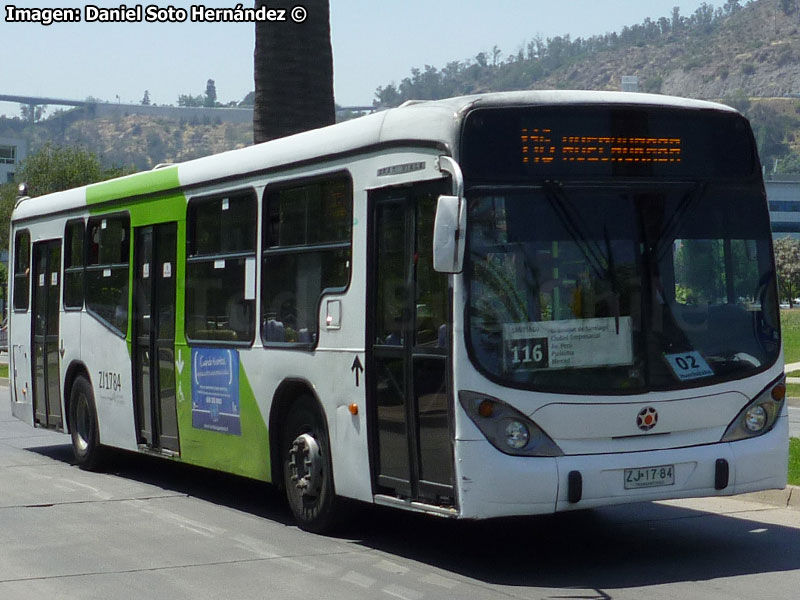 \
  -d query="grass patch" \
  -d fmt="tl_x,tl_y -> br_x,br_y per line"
790,438 -> 800,486
787,370 -> 800,378
789,383 -> 800,398
781,309 -> 800,364
0,364 -> 7,379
